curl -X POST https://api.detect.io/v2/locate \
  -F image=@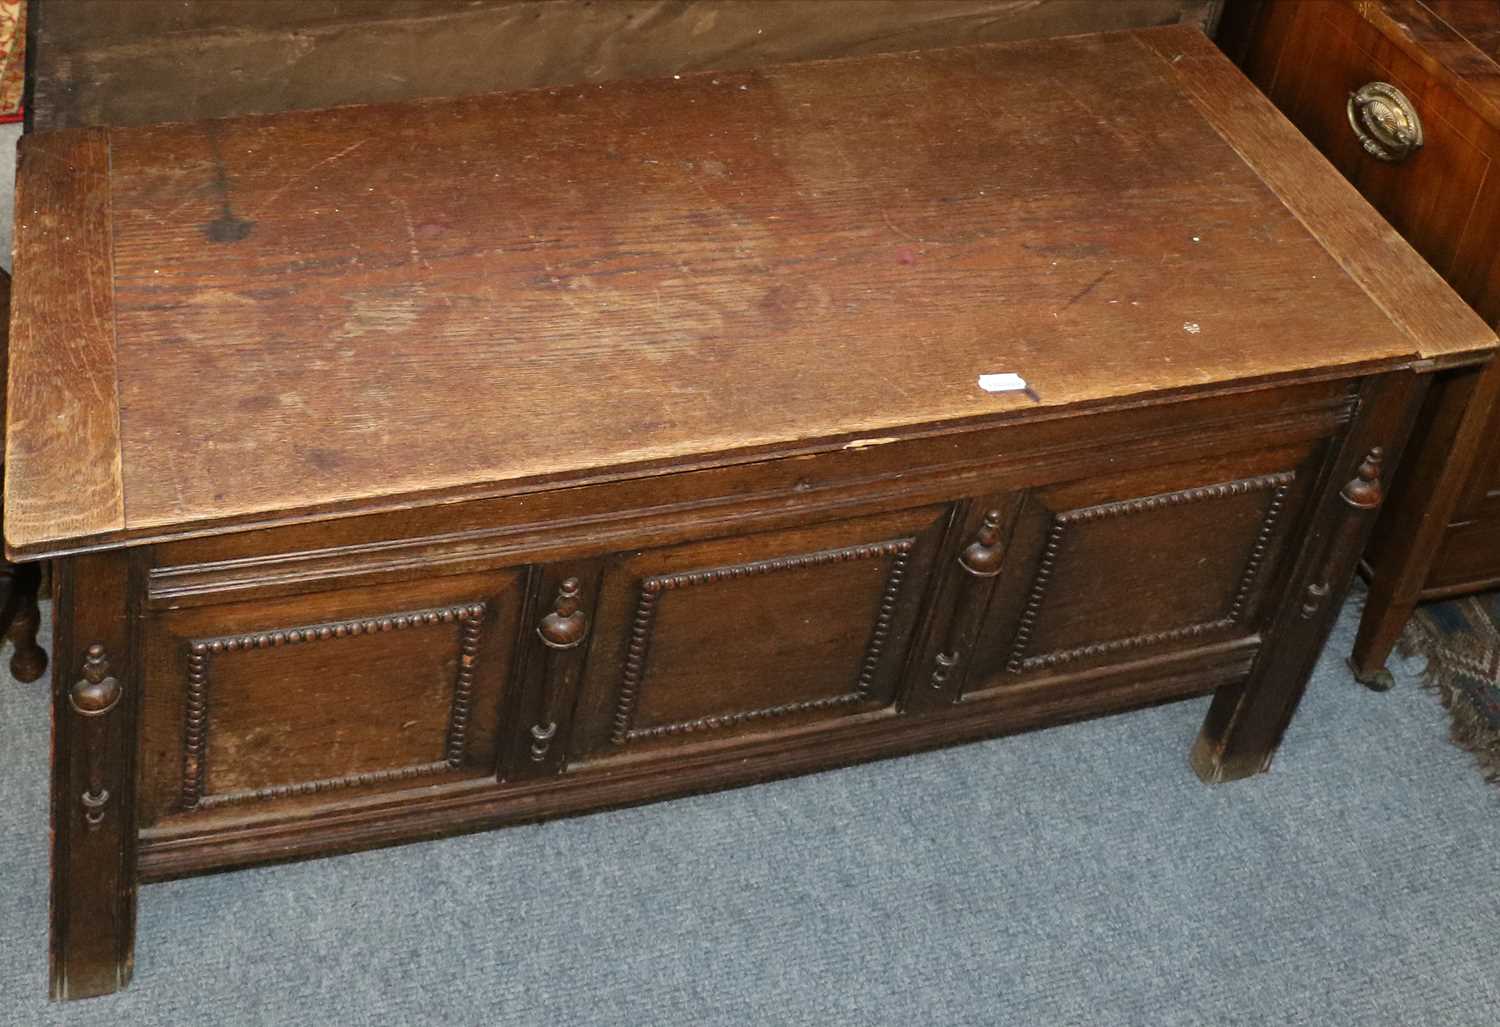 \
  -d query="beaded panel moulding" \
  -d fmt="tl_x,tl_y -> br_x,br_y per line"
179,601 -> 488,810
1006,473 -> 1297,673
610,539 -> 916,745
